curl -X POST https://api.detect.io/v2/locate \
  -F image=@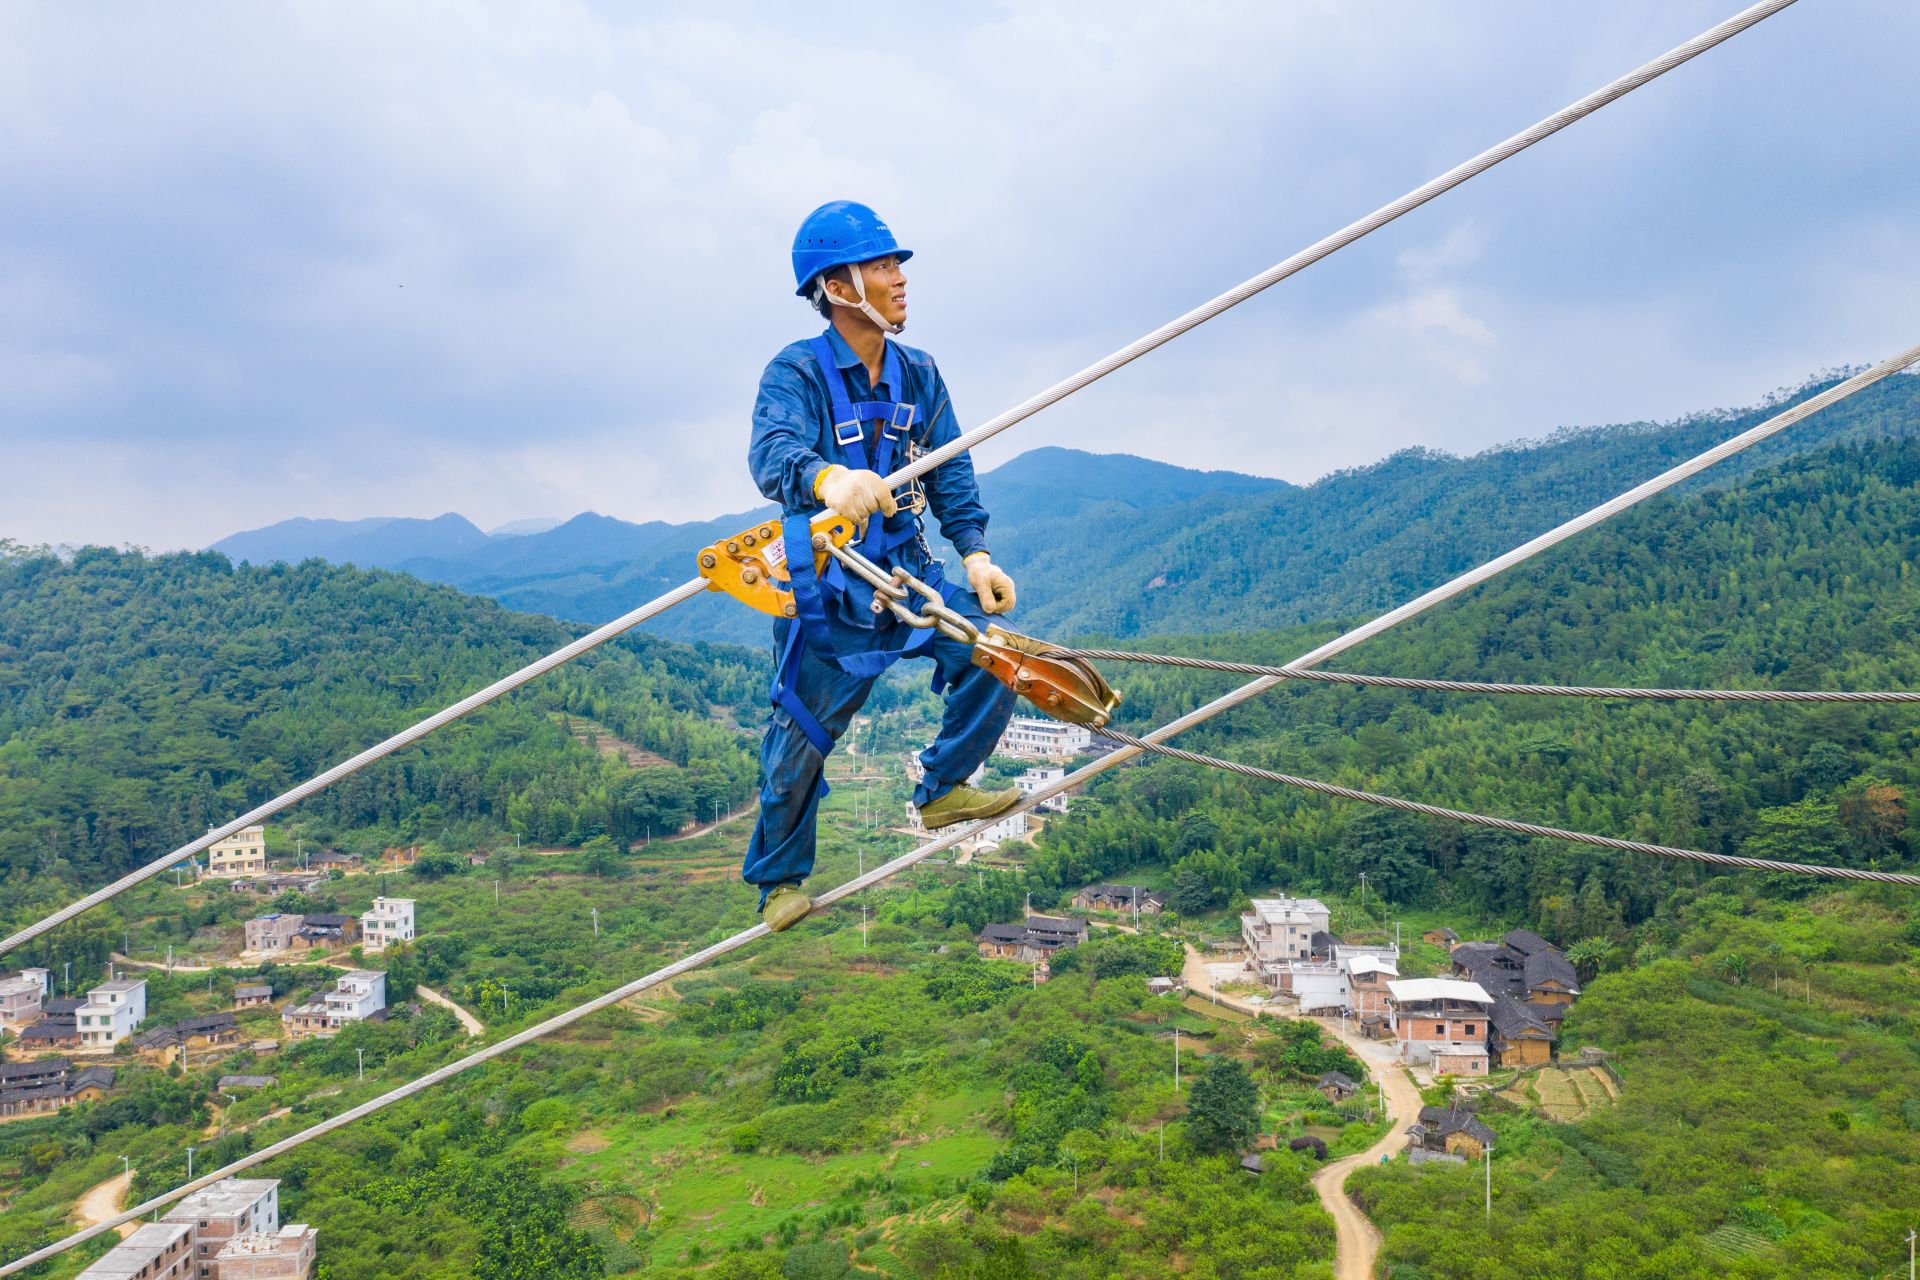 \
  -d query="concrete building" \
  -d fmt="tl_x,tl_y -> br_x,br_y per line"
281,970 -> 385,1037
79,977 -> 147,1048
0,967 -> 49,1027
208,826 -> 269,878
995,715 -> 1093,760
76,1221 -> 196,1280
360,897 -> 416,952
1014,765 -> 1074,813
1385,978 -> 1494,1065
1240,897 -> 1332,972
213,1225 -> 318,1279
165,1178 -> 282,1268
244,914 -> 303,954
